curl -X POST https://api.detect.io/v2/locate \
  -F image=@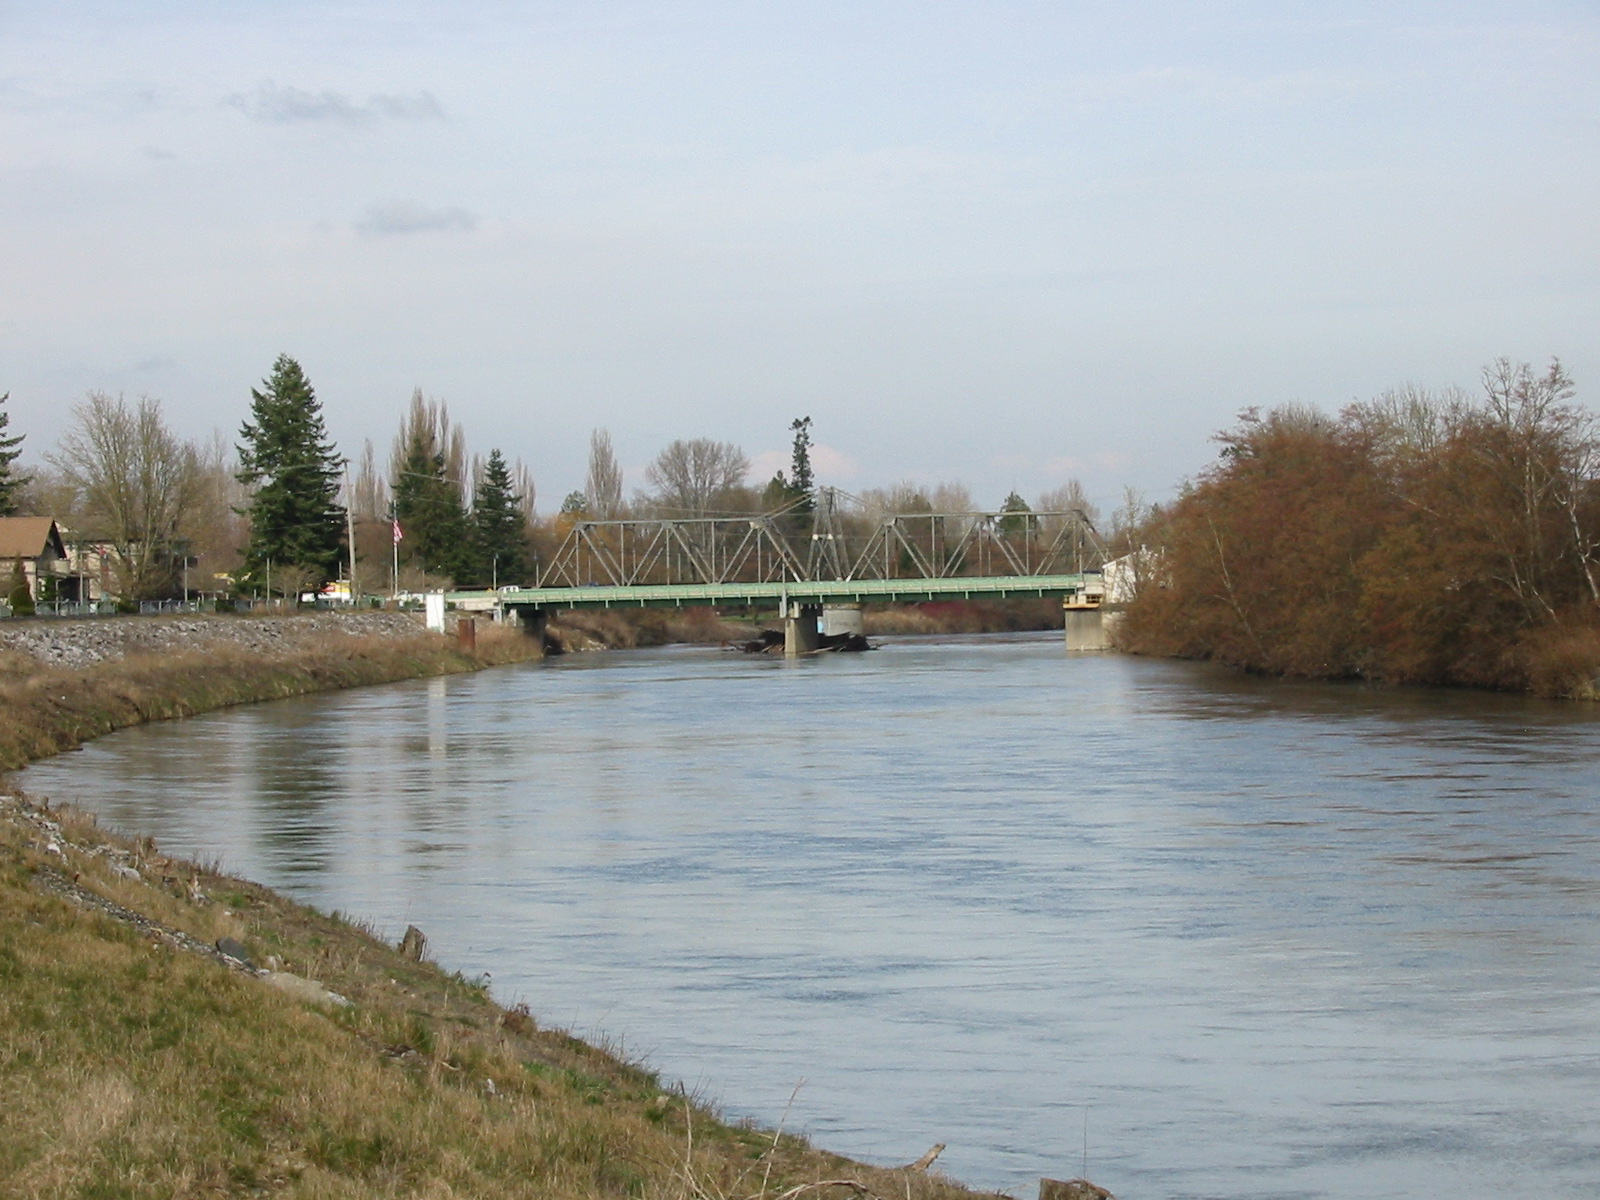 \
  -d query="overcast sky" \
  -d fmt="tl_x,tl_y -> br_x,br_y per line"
3,2 -> 1596,514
